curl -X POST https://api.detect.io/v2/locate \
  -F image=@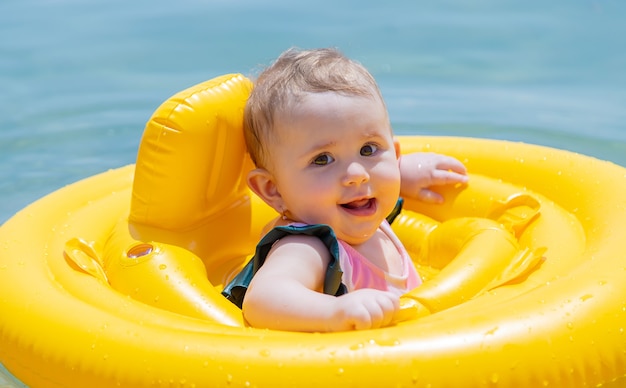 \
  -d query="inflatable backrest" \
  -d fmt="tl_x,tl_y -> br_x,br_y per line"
126,74 -> 276,282
130,74 -> 254,230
